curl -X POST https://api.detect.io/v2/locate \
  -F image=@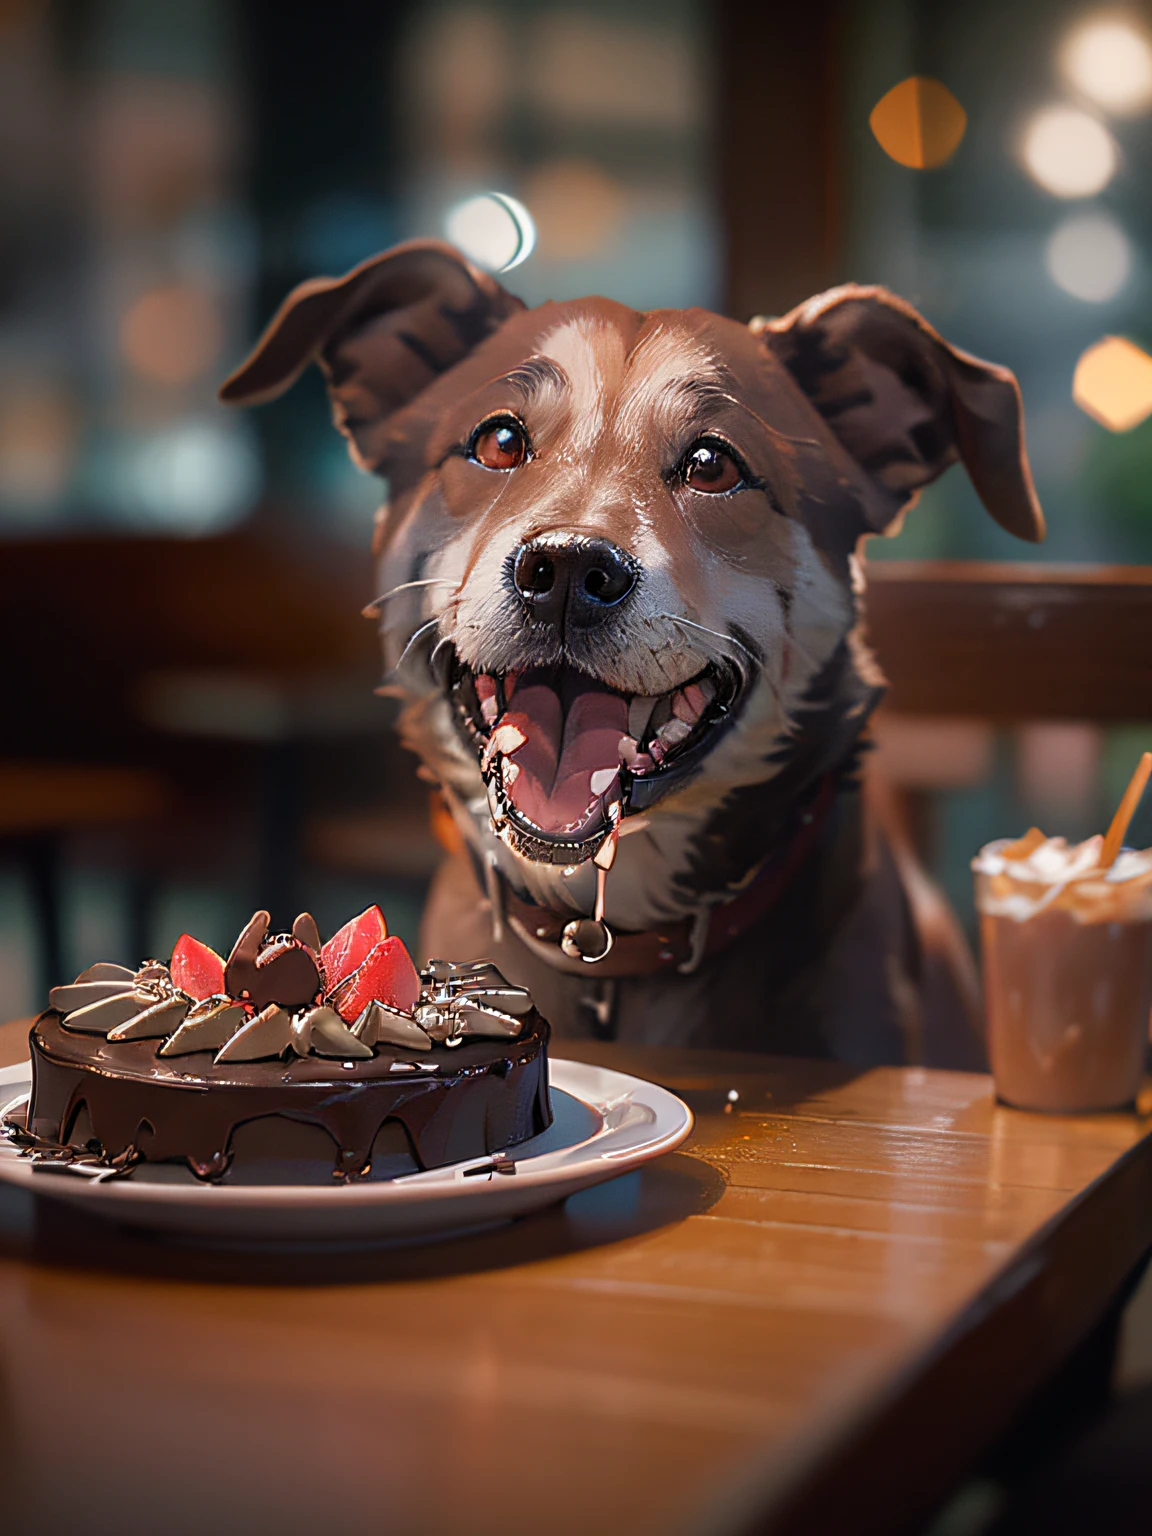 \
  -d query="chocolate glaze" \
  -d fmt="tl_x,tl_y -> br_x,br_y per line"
28,1010 -> 551,1181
